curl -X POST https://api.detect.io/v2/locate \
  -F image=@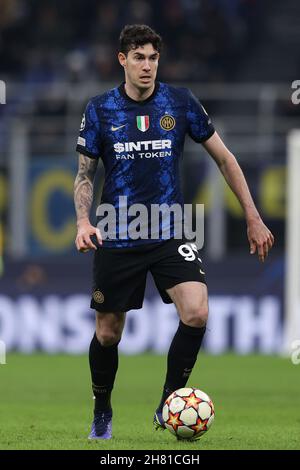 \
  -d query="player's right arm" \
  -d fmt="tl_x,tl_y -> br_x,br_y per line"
74,153 -> 102,252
